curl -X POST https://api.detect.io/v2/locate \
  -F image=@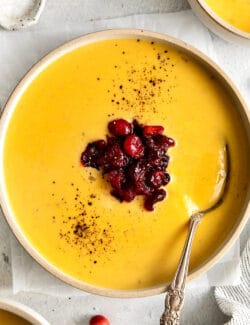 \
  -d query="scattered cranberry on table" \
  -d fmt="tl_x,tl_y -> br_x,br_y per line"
89,315 -> 110,325
81,118 -> 175,211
